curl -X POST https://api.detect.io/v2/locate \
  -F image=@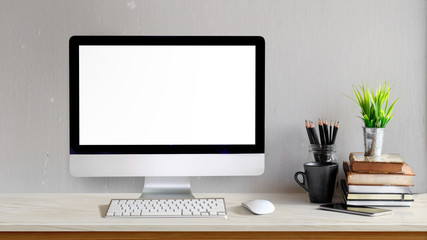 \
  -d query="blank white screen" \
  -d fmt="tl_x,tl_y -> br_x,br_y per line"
79,45 -> 256,145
